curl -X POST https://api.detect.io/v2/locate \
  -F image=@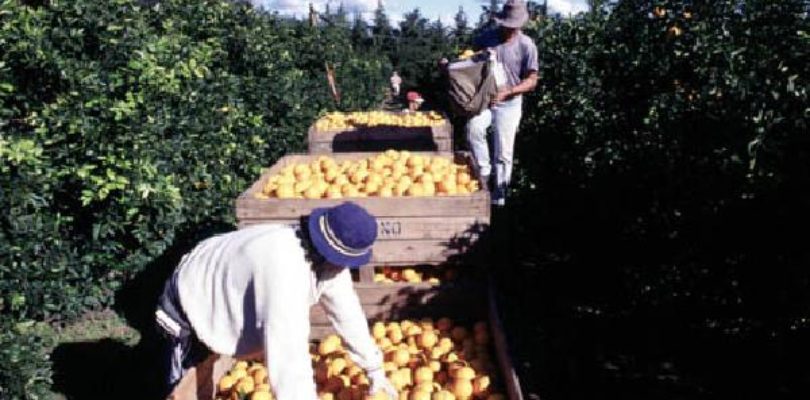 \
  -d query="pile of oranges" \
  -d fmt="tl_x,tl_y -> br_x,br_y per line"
216,360 -> 272,400
314,111 -> 446,131
216,319 -> 505,400
373,267 -> 458,285
255,150 -> 480,200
